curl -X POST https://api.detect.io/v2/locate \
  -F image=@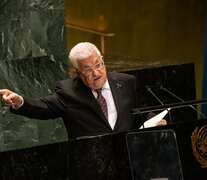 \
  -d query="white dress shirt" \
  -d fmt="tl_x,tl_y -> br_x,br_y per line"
92,80 -> 117,130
